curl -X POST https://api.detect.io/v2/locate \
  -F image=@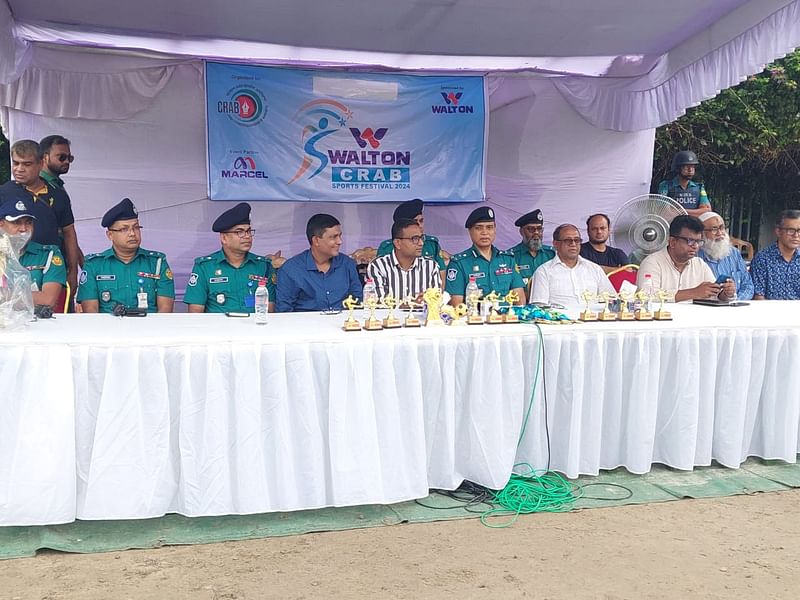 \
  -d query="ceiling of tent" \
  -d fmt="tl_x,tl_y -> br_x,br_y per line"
9,0 -> 751,59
